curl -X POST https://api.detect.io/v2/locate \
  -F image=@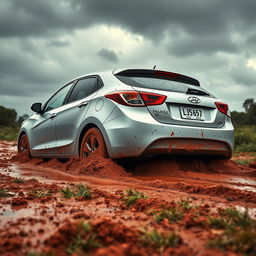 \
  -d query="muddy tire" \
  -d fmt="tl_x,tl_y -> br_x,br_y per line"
18,134 -> 31,158
80,128 -> 108,159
